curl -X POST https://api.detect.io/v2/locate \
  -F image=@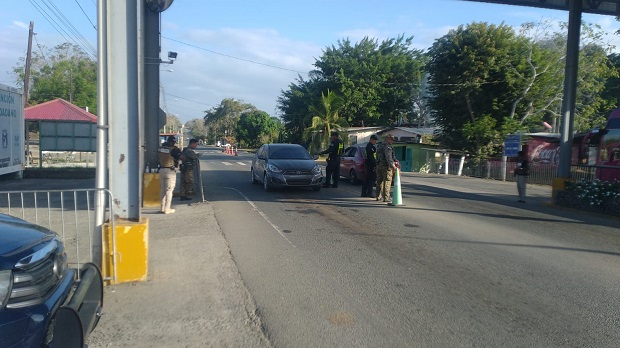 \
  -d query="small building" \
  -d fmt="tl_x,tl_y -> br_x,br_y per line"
25,98 -> 97,167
